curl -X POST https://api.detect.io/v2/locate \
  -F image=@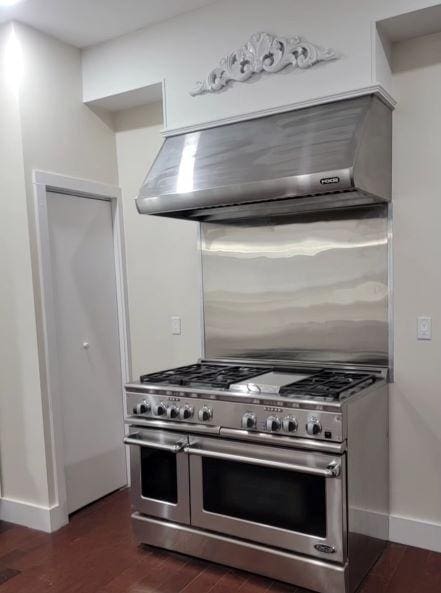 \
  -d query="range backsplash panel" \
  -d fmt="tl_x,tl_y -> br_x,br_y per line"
201,205 -> 389,366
